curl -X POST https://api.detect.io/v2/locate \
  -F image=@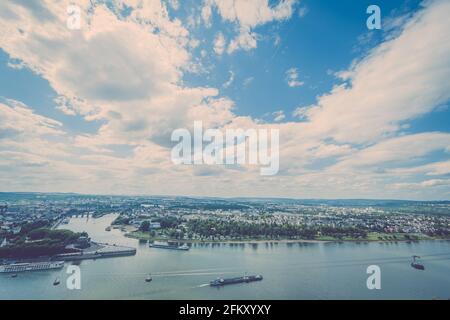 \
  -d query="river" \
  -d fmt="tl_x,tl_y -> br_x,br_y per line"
1,214 -> 449,300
